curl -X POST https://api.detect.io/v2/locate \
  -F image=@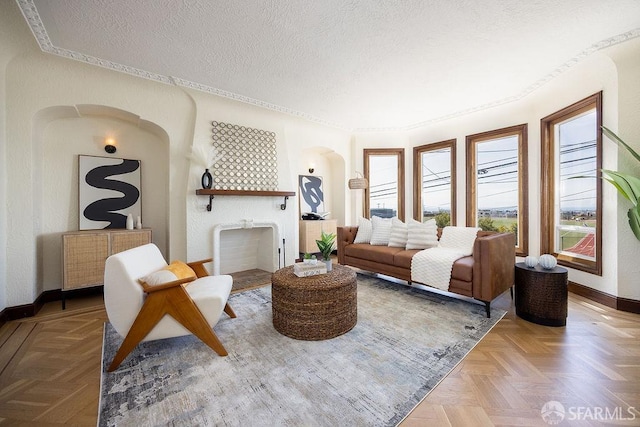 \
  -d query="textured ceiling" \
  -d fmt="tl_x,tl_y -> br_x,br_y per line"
17,0 -> 640,131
